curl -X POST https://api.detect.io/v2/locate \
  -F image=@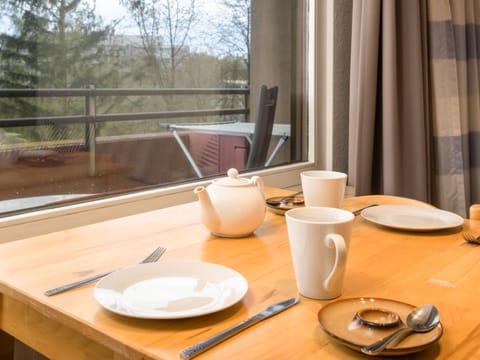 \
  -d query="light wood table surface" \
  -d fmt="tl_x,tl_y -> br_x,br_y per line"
0,188 -> 479,360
